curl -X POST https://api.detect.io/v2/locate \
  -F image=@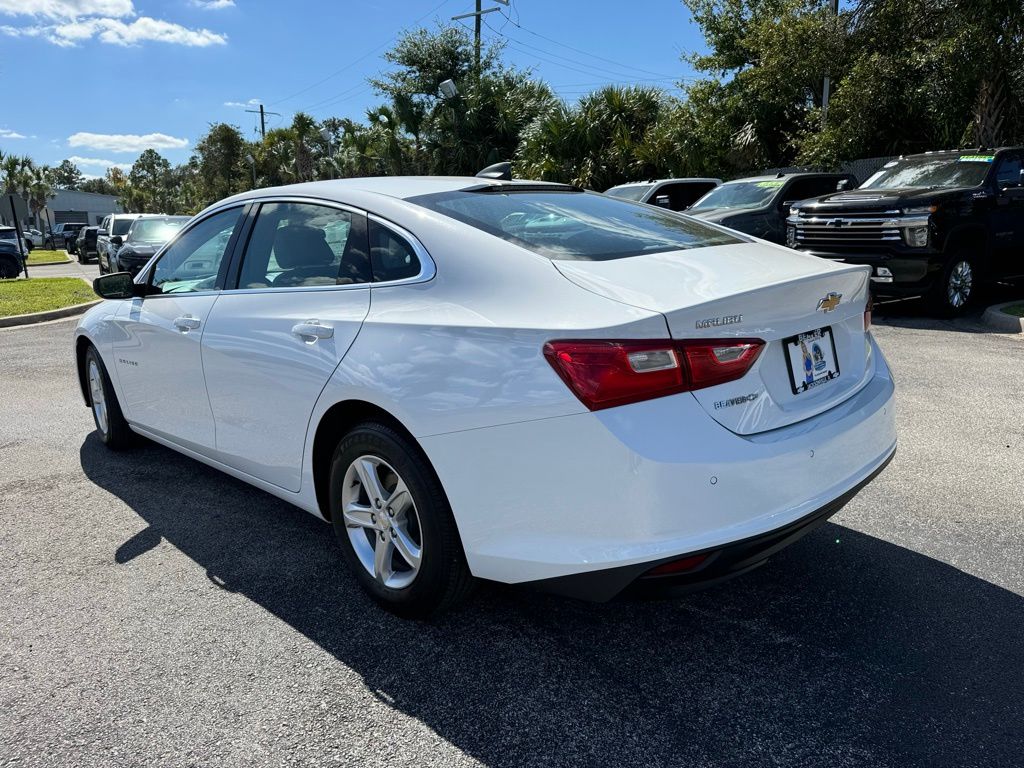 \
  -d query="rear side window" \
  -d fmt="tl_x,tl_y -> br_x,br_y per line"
408,188 -> 740,261
369,220 -> 421,282
236,202 -> 371,289
996,156 -> 1022,187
